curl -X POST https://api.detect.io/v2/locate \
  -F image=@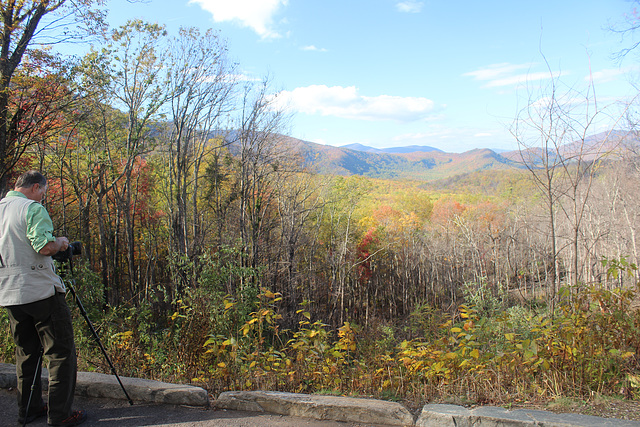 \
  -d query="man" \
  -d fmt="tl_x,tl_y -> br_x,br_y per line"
0,171 -> 87,426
